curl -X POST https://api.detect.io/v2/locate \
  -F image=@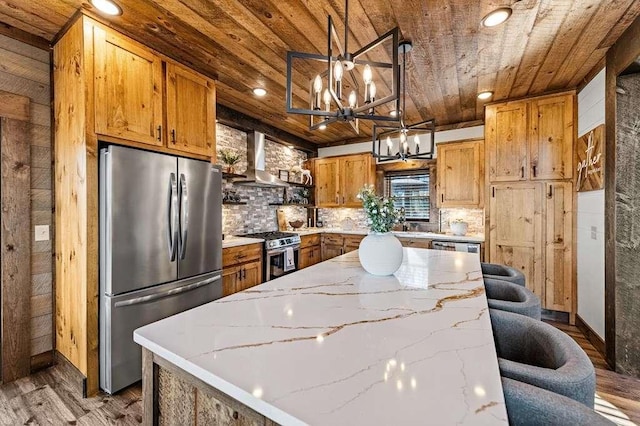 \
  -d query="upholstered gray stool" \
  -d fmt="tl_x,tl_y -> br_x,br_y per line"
482,262 -> 526,286
489,309 -> 596,408
501,377 -> 613,425
484,278 -> 541,320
